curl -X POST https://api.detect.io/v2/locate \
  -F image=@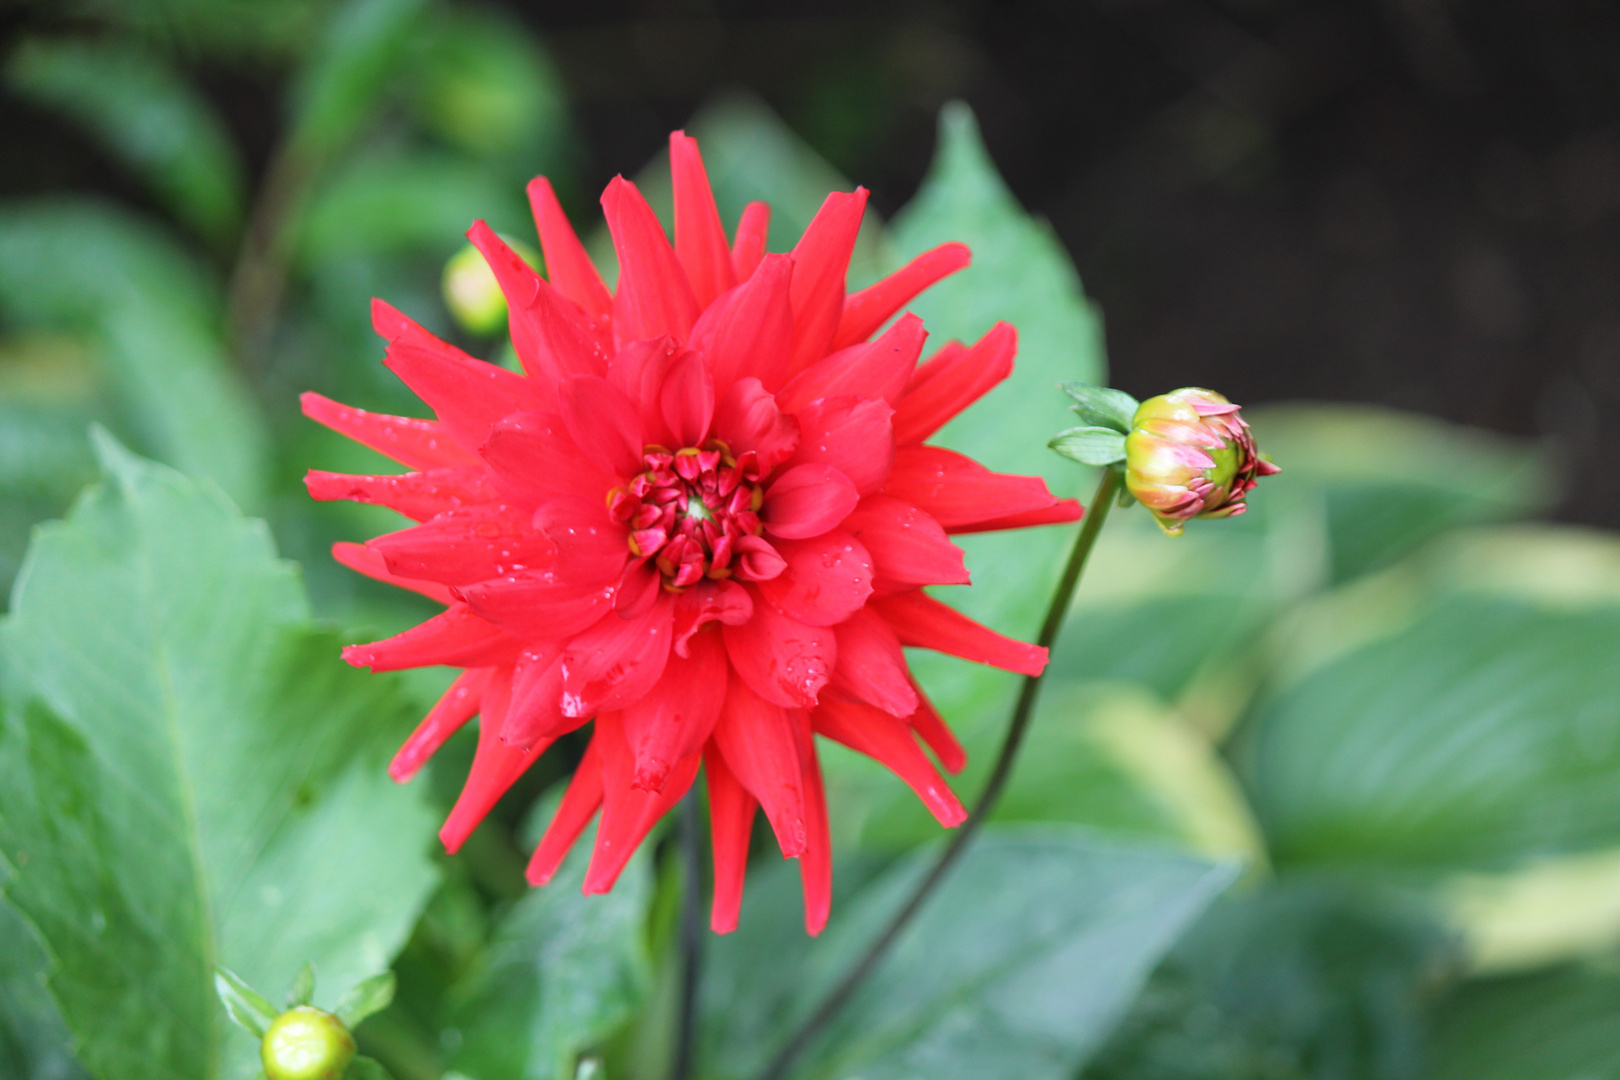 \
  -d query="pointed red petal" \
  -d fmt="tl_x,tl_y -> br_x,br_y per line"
558,594 -> 675,718
659,347 -> 716,447
946,500 -> 1083,535
304,467 -> 496,522
459,572 -> 616,639
503,644 -> 584,750
390,667 -> 491,781
527,174 -> 613,324
688,253 -> 795,393
536,495 -> 633,585
670,131 -> 737,308
602,175 -> 700,347
723,596 -> 836,709
585,714 -> 702,894
814,697 -> 964,828
468,220 -> 608,383
343,604 -> 523,672
711,377 -> 799,472
441,669 -> 555,853
782,396 -> 894,496
620,629 -> 728,792
793,713 -> 831,936
367,507 -> 555,586
712,671 -> 808,857
755,530 -> 873,627
560,373 -> 645,478
909,681 -> 967,774
673,580 -> 754,657
479,410 -> 620,505
777,313 -> 926,414
841,496 -> 968,595
301,391 -> 478,470
607,337 -> 681,448
527,734 -> 605,885
786,188 -> 869,378
872,591 -> 1047,677
893,322 -> 1017,446
381,334 -> 551,454
762,464 -> 860,540
705,744 -> 758,934
731,201 -> 771,281
331,541 -> 454,605
827,606 -> 918,717
832,242 -> 971,350
880,445 -> 1063,531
